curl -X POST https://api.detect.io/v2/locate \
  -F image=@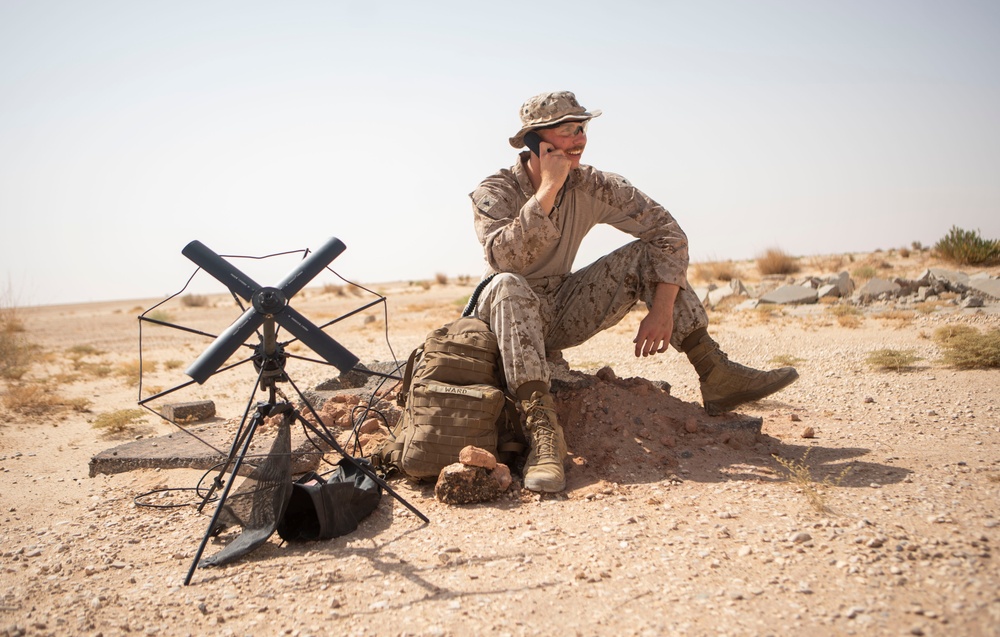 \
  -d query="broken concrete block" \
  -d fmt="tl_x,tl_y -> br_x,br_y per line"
161,400 -> 215,422
969,277 -> 1000,300
759,285 -> 818,305
929,268 -> 970,287
831,271 -> 854,297
817,284 -> 840,299
855,278 -> 901,300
